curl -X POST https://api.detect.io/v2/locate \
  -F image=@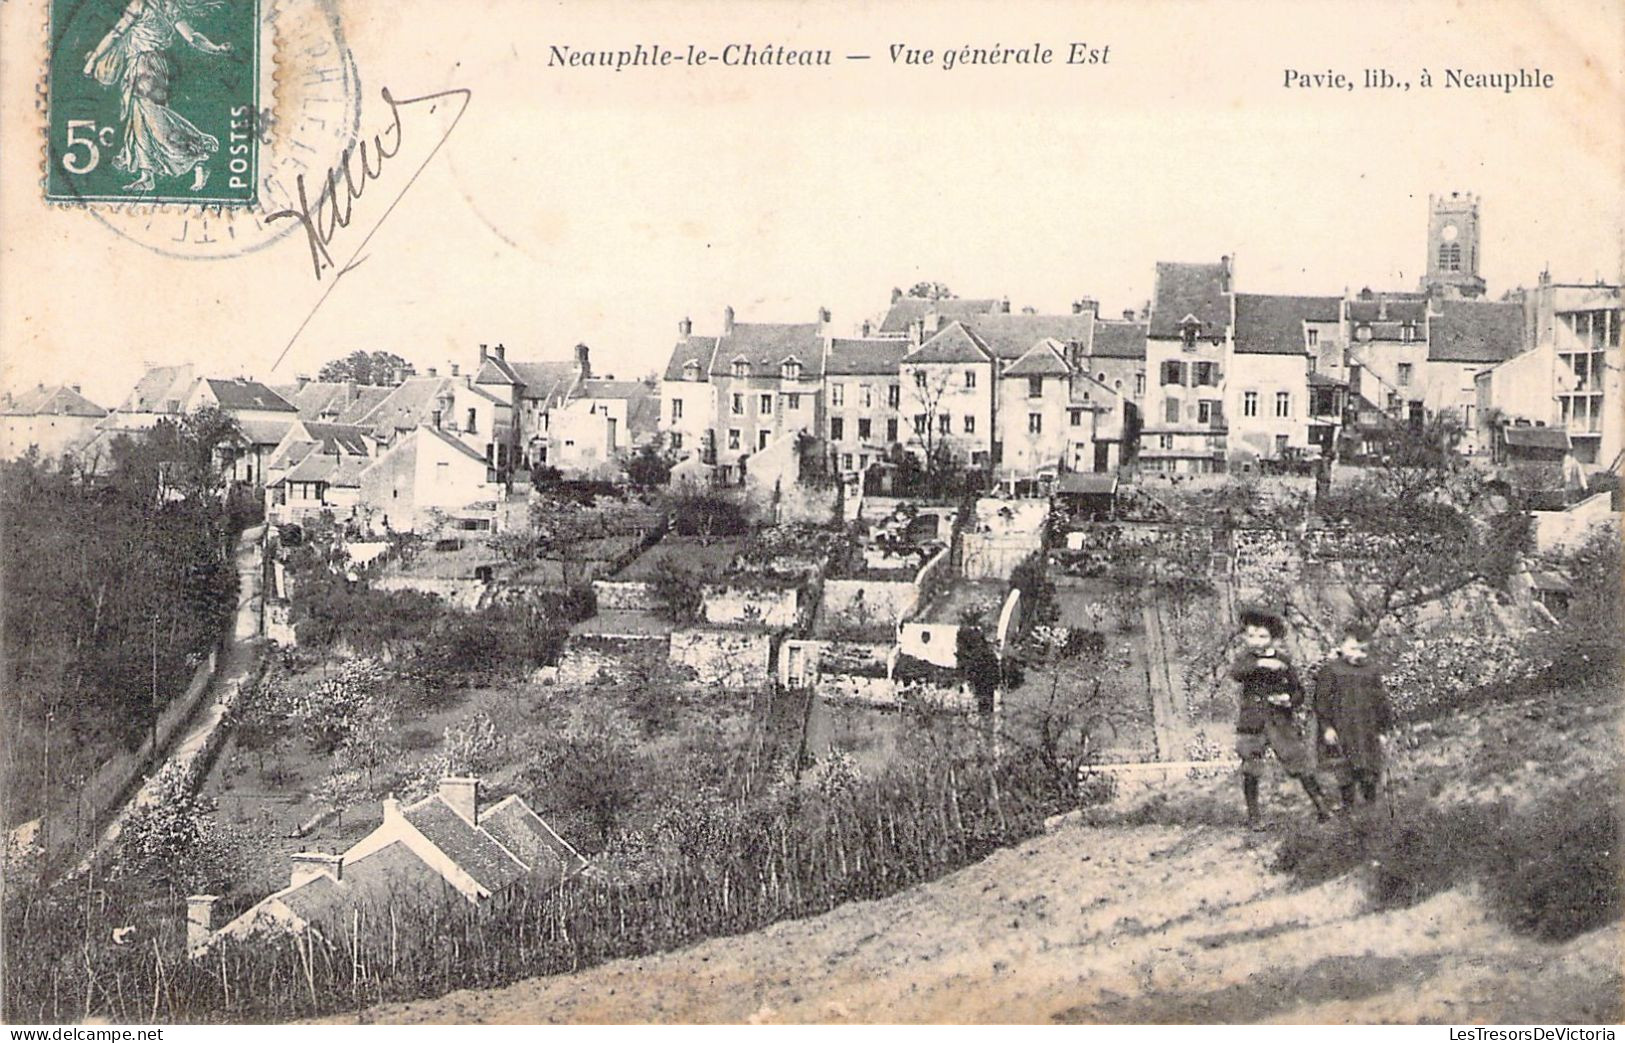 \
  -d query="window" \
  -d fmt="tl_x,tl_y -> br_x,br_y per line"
781,359 -> 801,380
831,382 -> 845,407
1162,360 -> 1184,386
1401,324 -> 1417,344
1135,372 -> 1146,397
732,360 -> 749,377
963,415 -> 975,434
731,393 -> 743,415
466,408 -> 478,432
914,371 -> 927,389
888,384 -> 900,408
886,418 -> 897,442
938,414 -> 951,435
841,453 -> 854,471
1159,434 -> 1175,450
671,399 -> 683,421
758,430 -> 770,450
1194,362 -> 1217,386
914,414 -> 927,435
786,393 -> 801,410
1070,408 -> 1083,427
1397,363 -> 1412,386
861,384 -> 873,409
1027,412 -> 1043,434
1165,398 -> 1180,424
1275,434 -> 1290,454
1242,390 -> 1258,418
1306,328 -> 1319,348
683,360 -> 700,381
1028,376 -> 1044,398
858,418 -> 872,440
1198,400 -> 1214,424
1439,242 -> 1462,272
1275,391 -> 1291,418
670,432 -> 683,449
759,394 -> 773,414
830,417 -> 845,441
728,429 -> 741,450
965,370 -> 977,388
